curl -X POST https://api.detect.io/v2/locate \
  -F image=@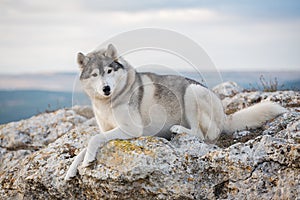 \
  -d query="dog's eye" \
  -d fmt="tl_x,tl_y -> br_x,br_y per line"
92,73 -> 98,77
107,69 -> 112,74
